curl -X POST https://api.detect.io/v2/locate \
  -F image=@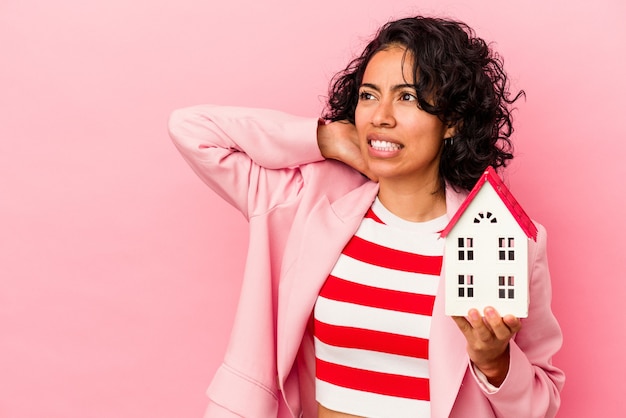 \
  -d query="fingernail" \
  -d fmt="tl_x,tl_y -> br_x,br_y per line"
469,310 -> 480,321
485,307 -> 495,317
